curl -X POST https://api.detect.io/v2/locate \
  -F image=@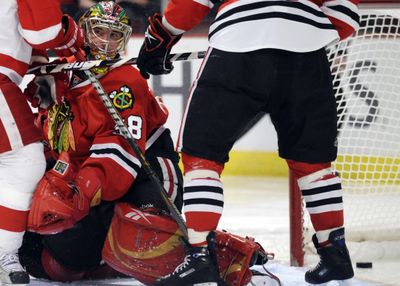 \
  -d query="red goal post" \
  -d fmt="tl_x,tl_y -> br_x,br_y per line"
289,0 -> 400,266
